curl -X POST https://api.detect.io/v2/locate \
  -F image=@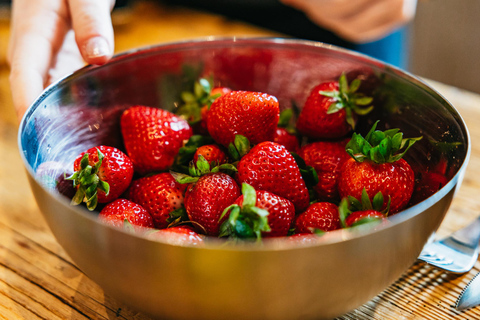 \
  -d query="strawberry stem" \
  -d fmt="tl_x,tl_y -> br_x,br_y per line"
227,135 -> 251,161
66,148 -> 109,211
346,121 -> 422,164
219,183 -> 270,240
169,171 -> 199,184
339,188 -> 390,228
290,152 -> 319,190
320,73 -> 374,130
170,155 -> 237,185
176,76 -> 220,124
